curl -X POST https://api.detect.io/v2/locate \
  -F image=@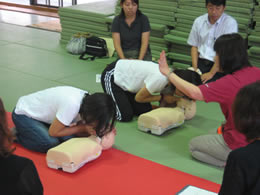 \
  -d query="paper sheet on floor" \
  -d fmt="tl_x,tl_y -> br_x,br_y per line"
177,185 -> 218,195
